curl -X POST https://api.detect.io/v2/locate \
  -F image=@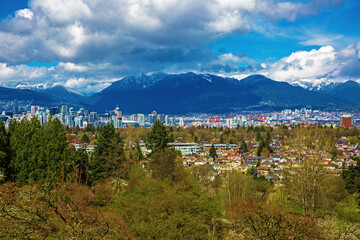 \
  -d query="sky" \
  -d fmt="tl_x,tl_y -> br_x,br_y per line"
0,0 -> 359,95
